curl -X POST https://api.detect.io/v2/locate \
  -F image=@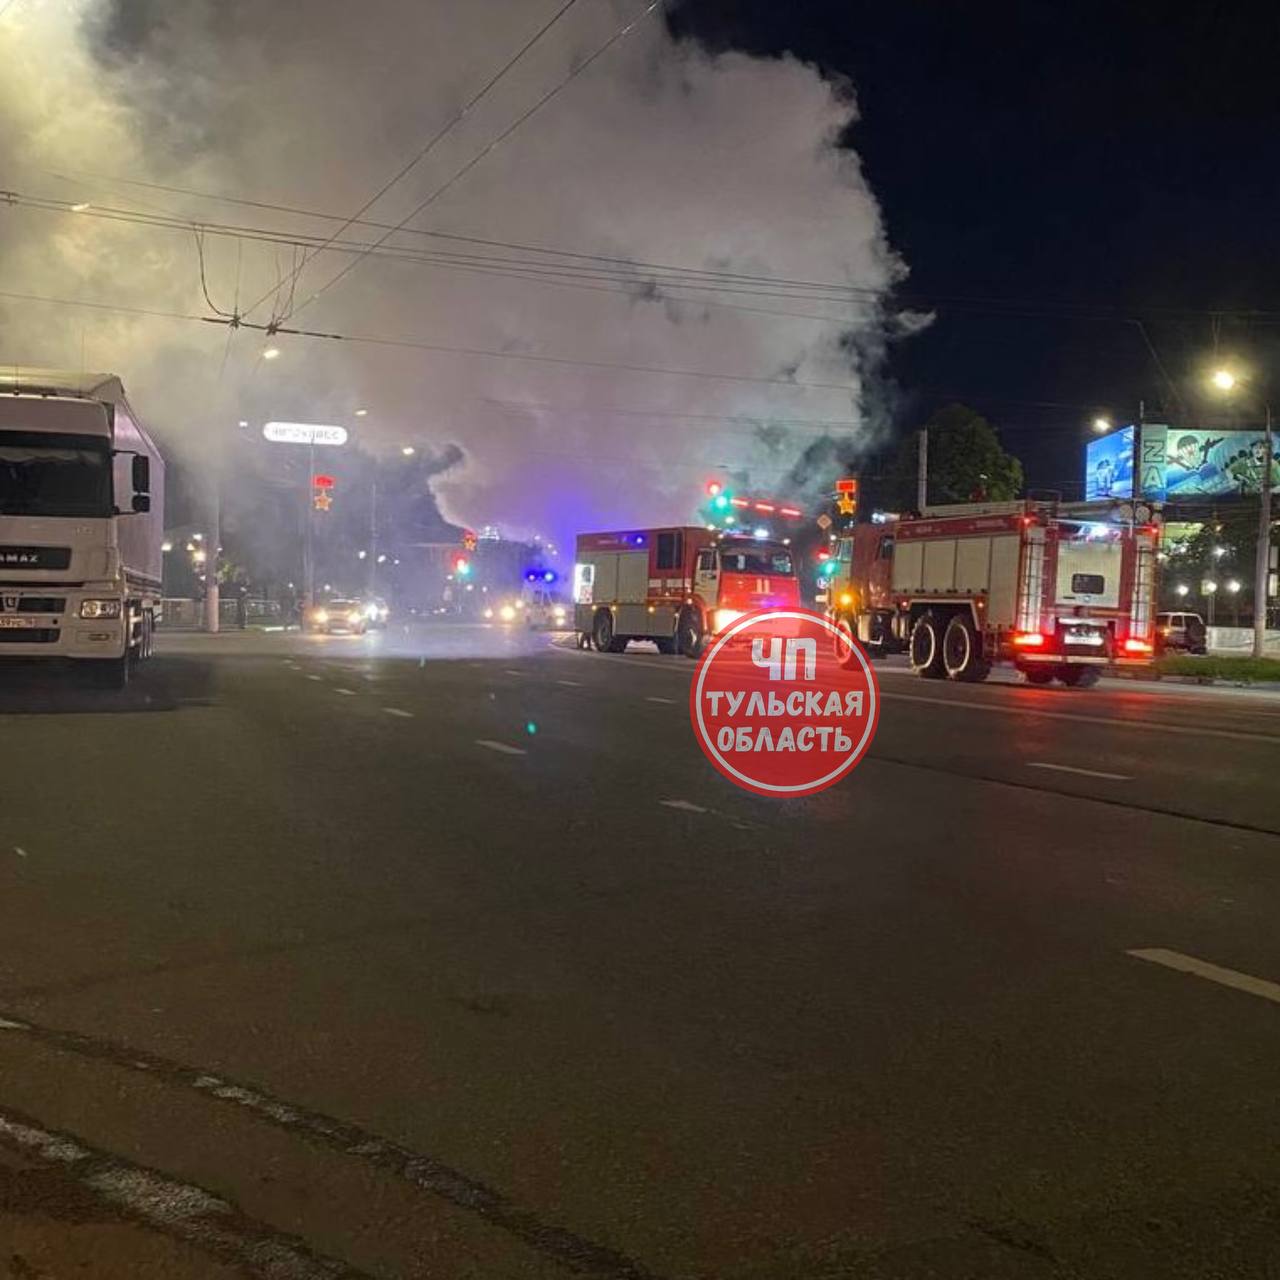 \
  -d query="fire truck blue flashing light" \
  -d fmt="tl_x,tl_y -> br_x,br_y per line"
525,568 -> 557,583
